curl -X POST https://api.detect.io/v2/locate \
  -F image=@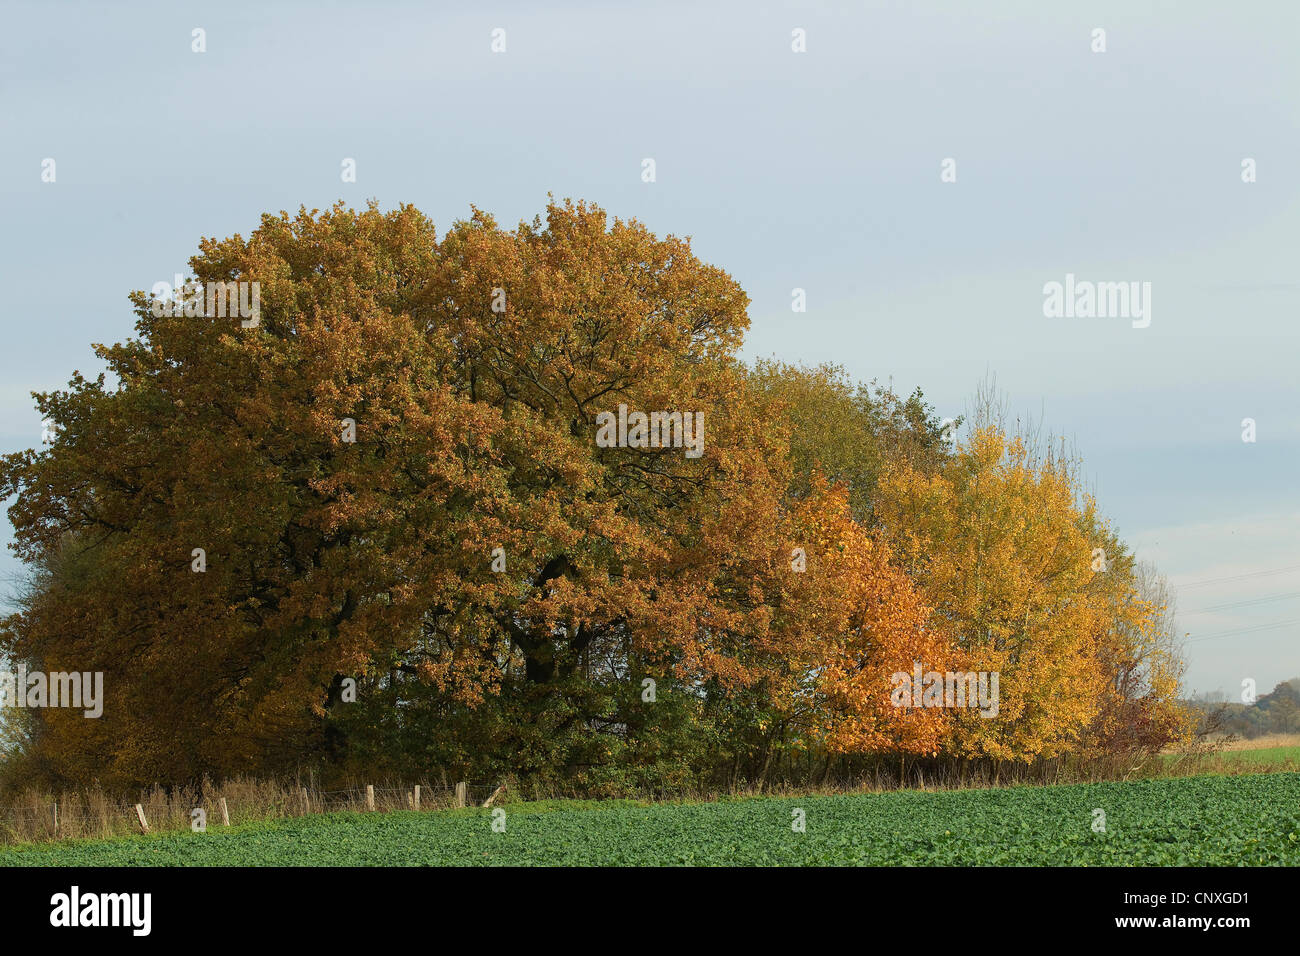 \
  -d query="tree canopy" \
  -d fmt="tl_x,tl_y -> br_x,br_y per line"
0,199 -> 1190,792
